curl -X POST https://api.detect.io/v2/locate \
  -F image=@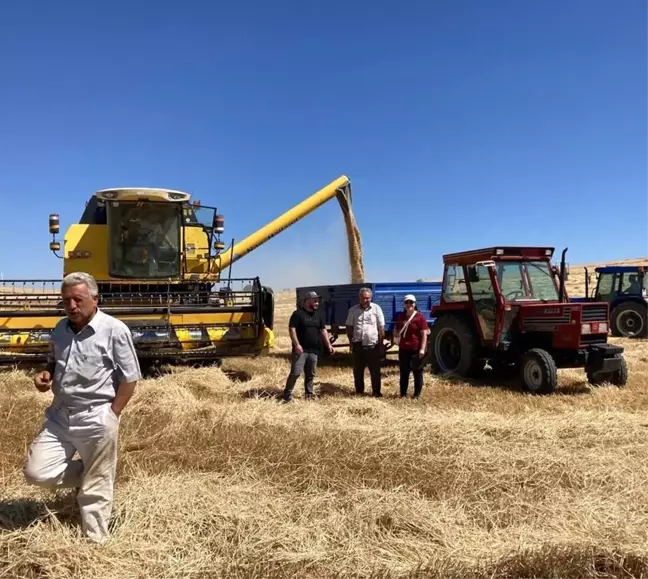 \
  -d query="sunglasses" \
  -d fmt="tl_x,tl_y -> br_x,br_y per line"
404,300 -> 415,305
